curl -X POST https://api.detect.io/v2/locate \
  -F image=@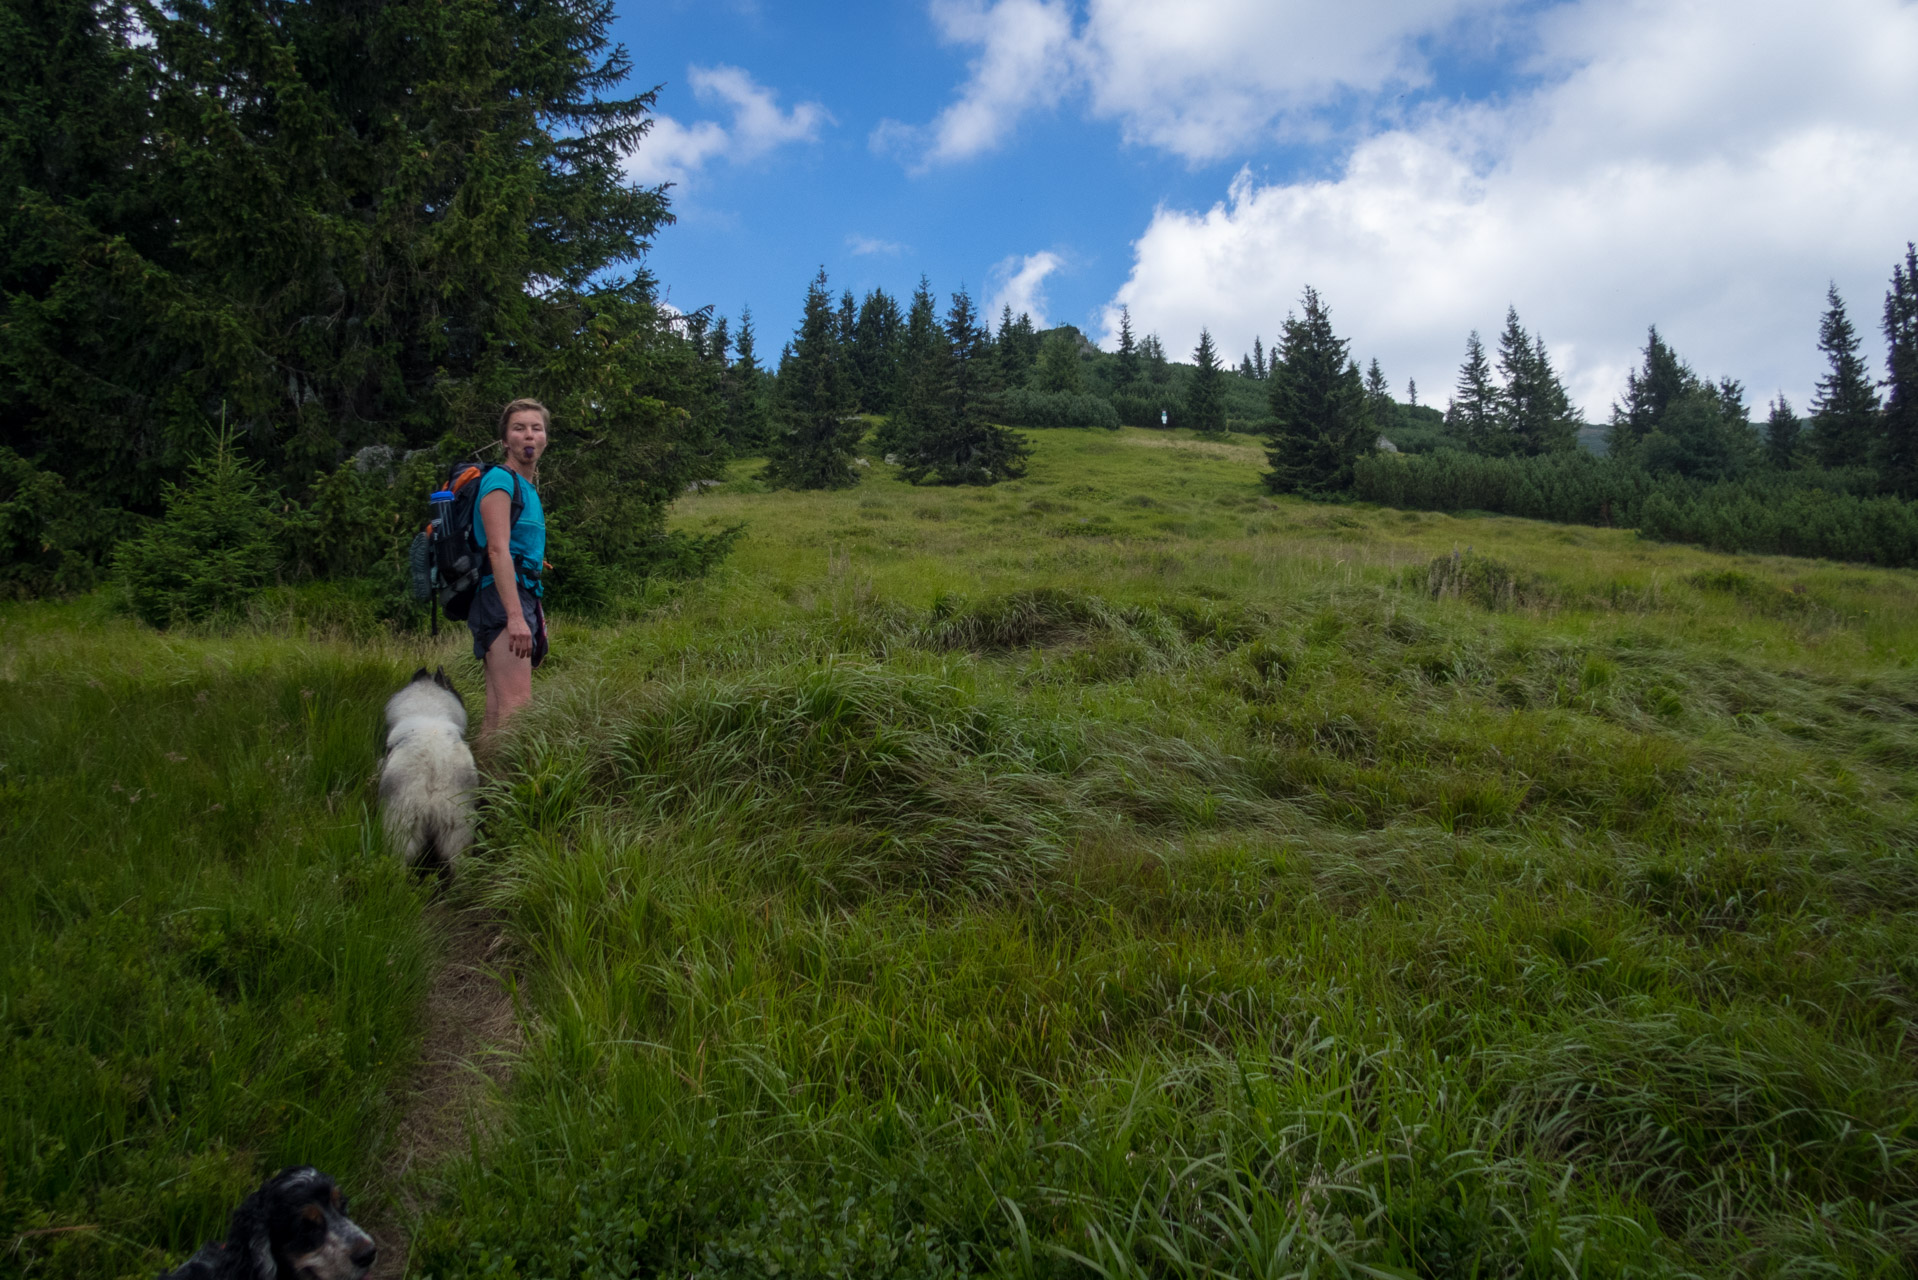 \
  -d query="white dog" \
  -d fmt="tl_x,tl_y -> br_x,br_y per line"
379,667 -> 478,873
